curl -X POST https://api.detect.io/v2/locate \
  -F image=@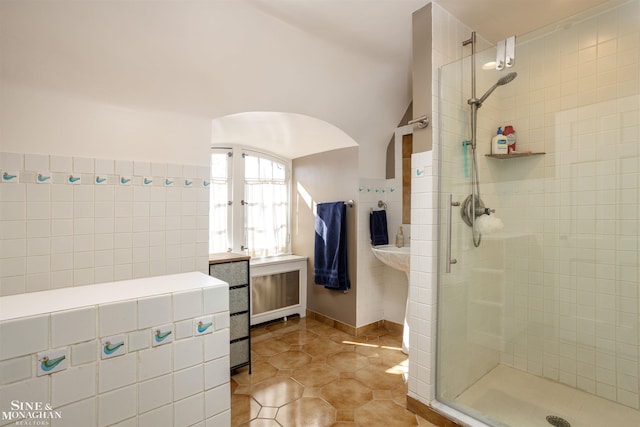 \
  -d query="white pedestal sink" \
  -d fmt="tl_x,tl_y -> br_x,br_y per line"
371,244 -> 410,354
